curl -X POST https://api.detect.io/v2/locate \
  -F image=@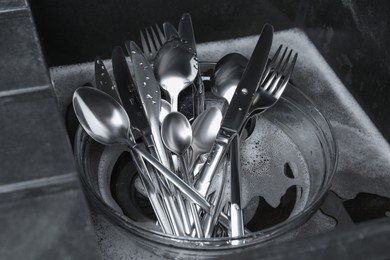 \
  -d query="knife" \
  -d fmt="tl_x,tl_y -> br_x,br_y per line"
126,41 -> 195,235
163,22 -> 180,41
178,13 -> 205,118
194,24 -> 274,196
111,46 -> 175,234
94,56 -> 122,104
